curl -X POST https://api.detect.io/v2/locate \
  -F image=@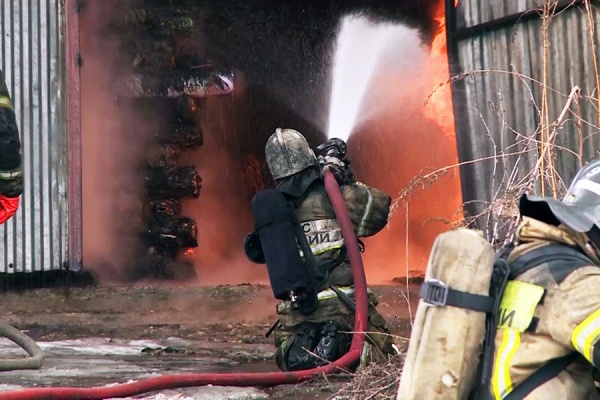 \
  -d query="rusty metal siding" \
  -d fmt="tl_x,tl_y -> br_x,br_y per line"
448,1 -> 600,227
0,0 -> 69,273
